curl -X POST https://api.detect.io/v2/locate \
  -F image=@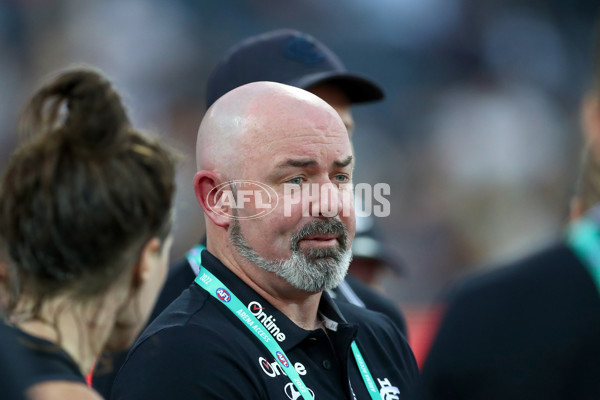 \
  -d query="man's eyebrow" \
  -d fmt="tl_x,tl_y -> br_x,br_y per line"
275,159 -> 318,169
333,155 -> 353,168
274,155 -> 353,170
